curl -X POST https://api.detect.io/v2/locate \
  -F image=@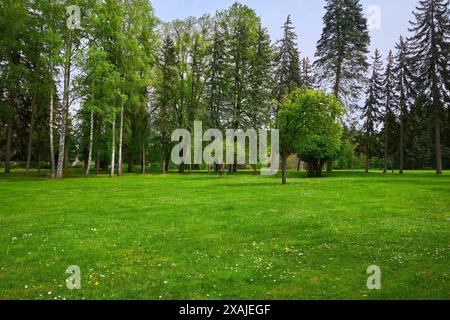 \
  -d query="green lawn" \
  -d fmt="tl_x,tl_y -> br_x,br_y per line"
0,170 -> 449,300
